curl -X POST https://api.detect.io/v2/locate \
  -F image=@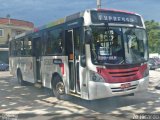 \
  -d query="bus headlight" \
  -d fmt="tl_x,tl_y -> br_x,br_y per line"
90,71 -> 105,82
